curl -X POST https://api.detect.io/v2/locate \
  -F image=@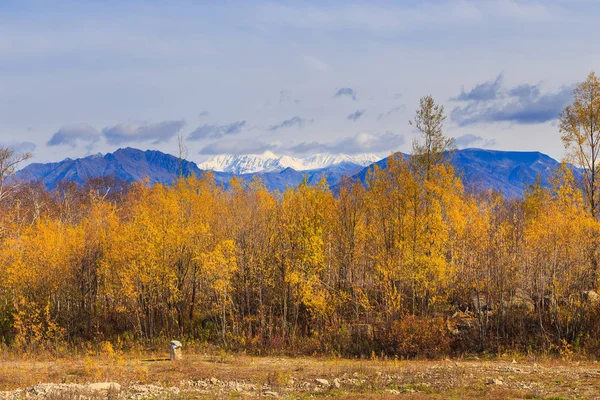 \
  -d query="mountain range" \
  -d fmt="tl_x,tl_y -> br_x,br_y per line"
198,152 -> 380,174
14,147 -> 572,197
